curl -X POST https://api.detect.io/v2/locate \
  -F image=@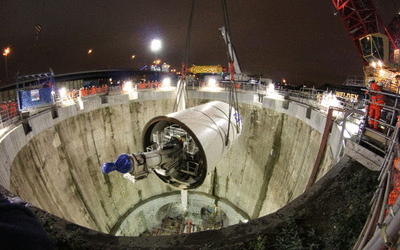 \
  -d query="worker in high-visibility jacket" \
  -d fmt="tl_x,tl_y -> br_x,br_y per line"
367,80 -> 385,131
8,100 -> 17,118
1,102 -> 8,121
